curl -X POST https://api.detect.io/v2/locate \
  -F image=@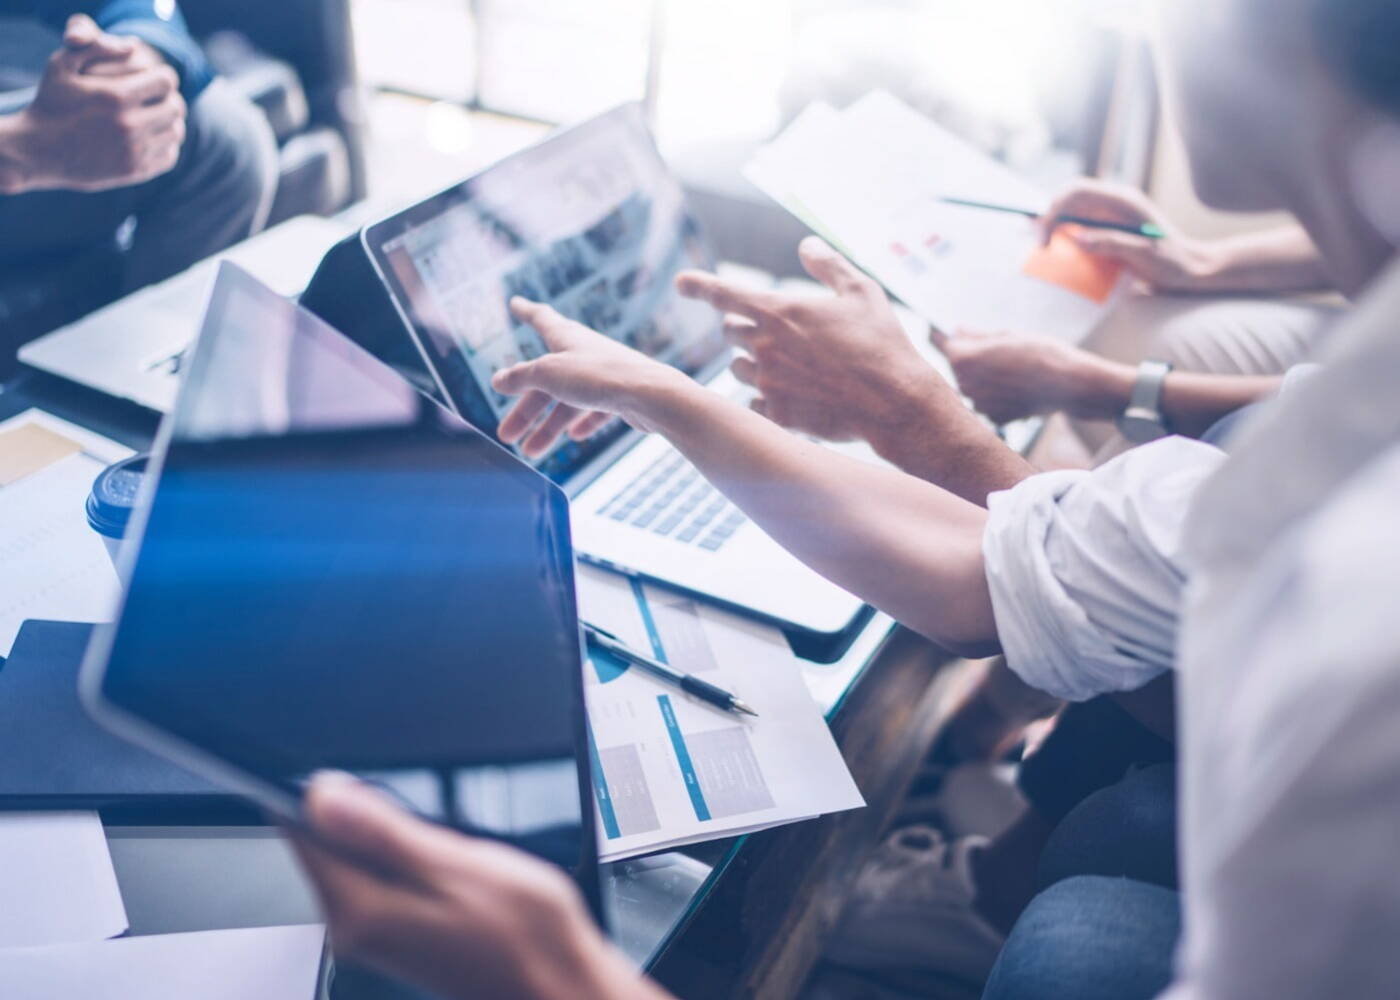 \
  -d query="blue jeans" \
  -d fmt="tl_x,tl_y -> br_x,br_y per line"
982,875 -> 1180,1000
1016,697 -> 1175,832
1036,762 -> 1177,892
983,762 -> 1181,1000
